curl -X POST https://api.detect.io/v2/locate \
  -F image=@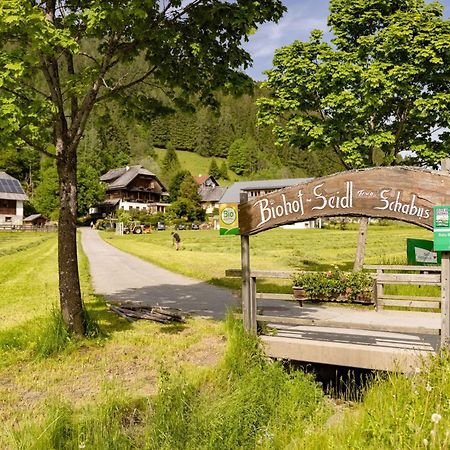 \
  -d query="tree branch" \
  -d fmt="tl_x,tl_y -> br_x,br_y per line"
96,66 -> 157,102
0,86 -> 34,103
65,49 -> 78,124
17,131 -> 56,159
